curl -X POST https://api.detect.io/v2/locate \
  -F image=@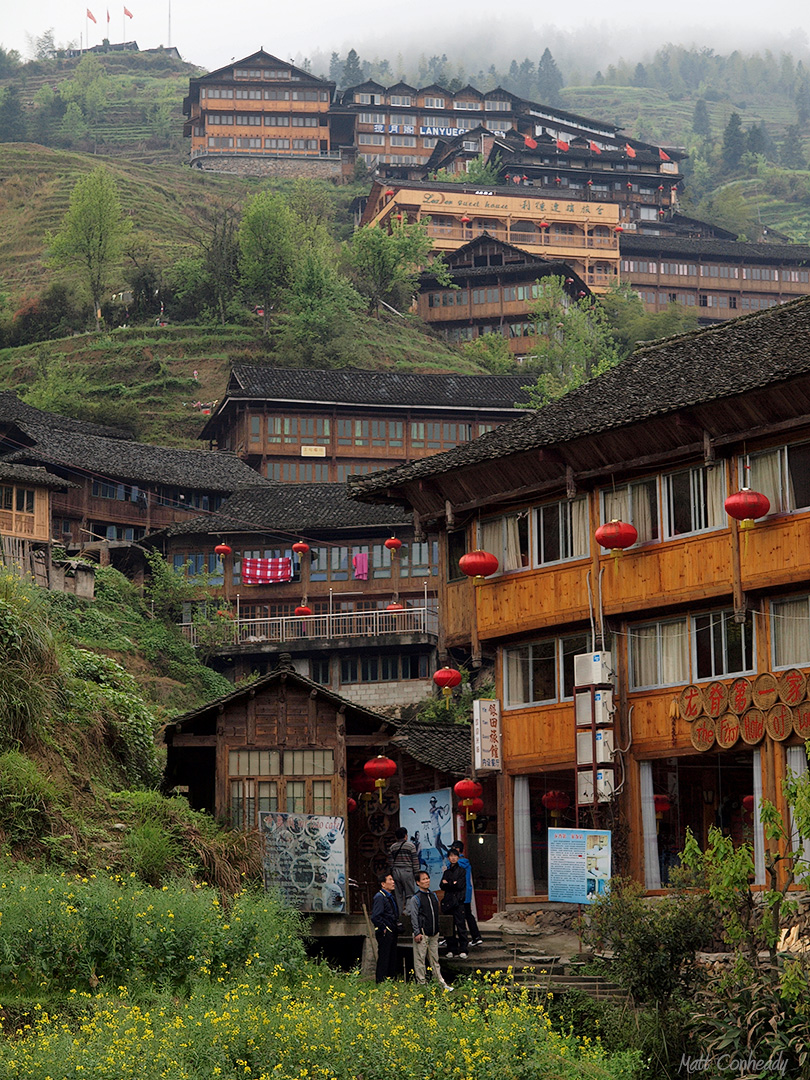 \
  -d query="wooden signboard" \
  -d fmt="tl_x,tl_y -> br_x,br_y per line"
679,684 -> 703,723
740,708 -> 766,745
716,712 -> 740,750
777,669 -> 807,707
794,701 -> 810,740
691,715 -> 716,752
765,703 -> 794,742
704,681 -> 729,719
728,677 -> 753,716
753,673 -> 778,711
